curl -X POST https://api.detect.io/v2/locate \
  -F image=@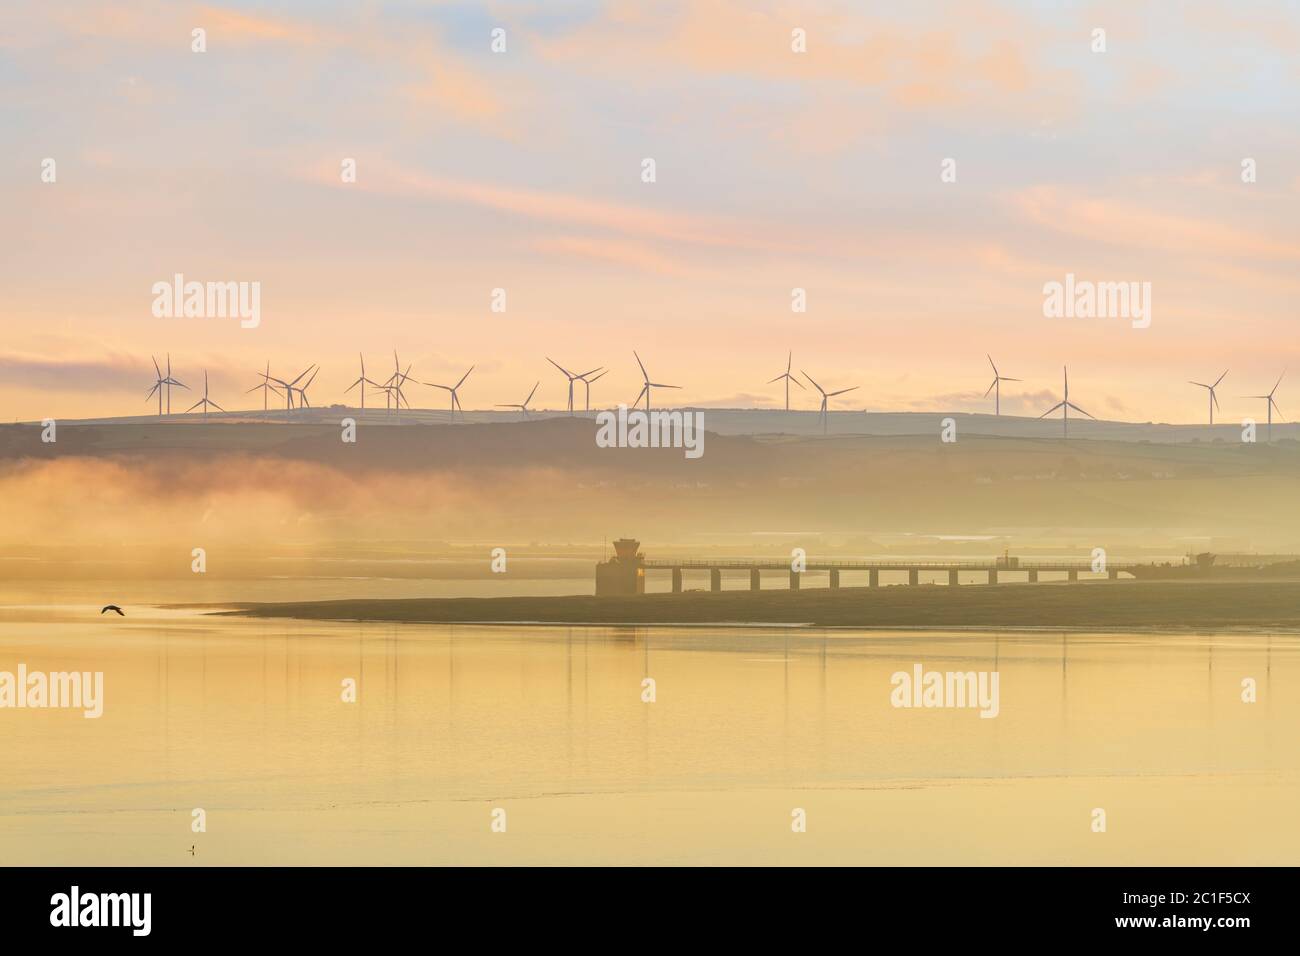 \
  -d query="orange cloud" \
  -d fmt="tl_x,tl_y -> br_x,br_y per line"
1012,186 -> 1300,262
